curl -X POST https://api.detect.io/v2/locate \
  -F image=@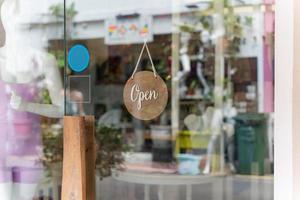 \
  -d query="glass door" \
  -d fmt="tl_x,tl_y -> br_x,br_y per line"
0,0 -> 275,199
62,0 -> 275,200
63,0 -> 274,200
